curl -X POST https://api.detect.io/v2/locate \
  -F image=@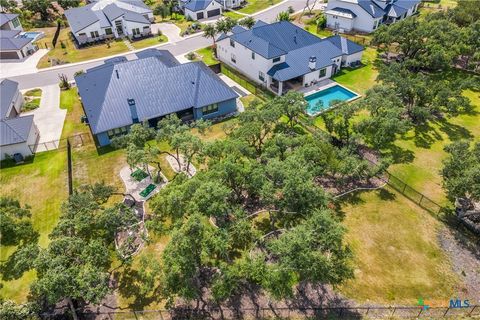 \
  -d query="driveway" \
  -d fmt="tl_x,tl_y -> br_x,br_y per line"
151,23 -> 183,43
22,84 -> 66,152
0,49 -> 48,79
